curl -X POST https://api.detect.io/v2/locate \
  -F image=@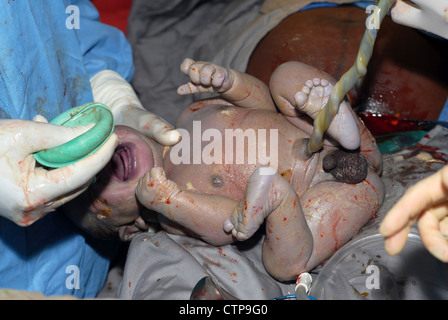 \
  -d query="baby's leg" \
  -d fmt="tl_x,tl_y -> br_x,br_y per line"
270,61 -> 360,151
224,167 -> 313,281
300,169 -> 385,270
